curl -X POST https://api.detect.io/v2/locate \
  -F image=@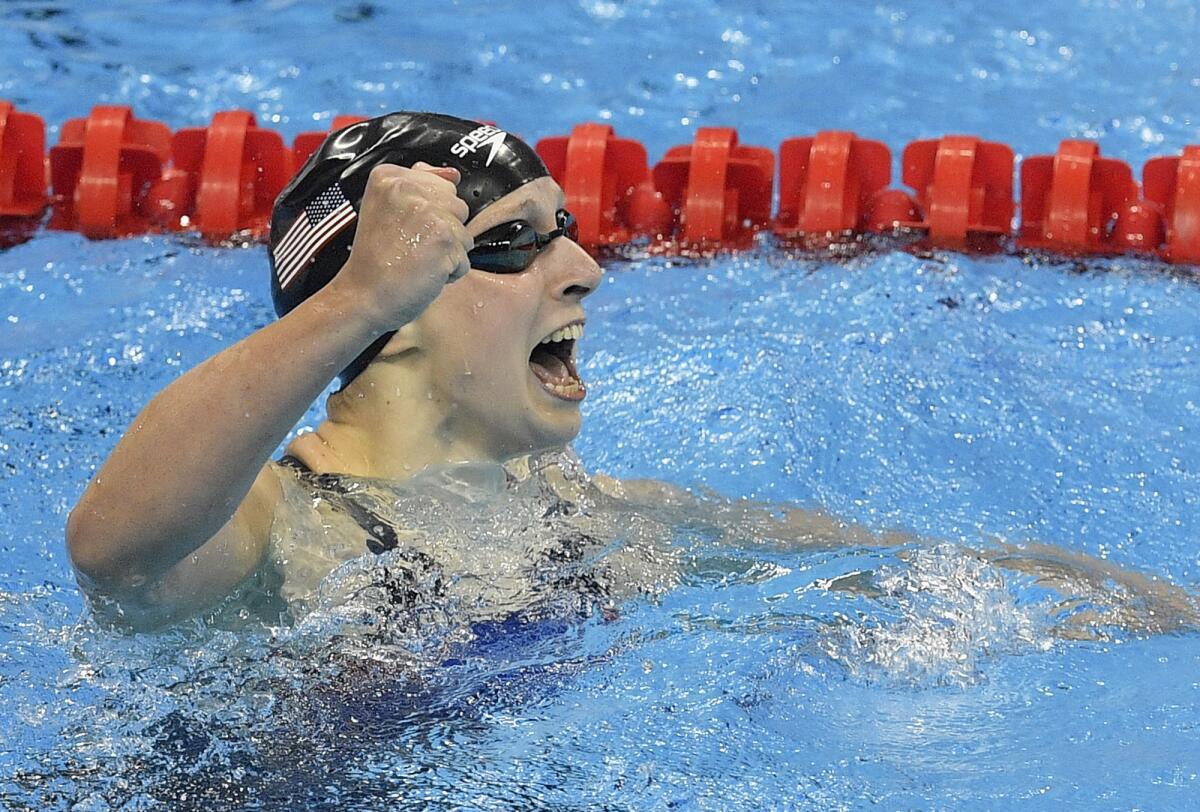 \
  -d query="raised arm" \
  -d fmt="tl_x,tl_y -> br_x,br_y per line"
67,163 -> 473,625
